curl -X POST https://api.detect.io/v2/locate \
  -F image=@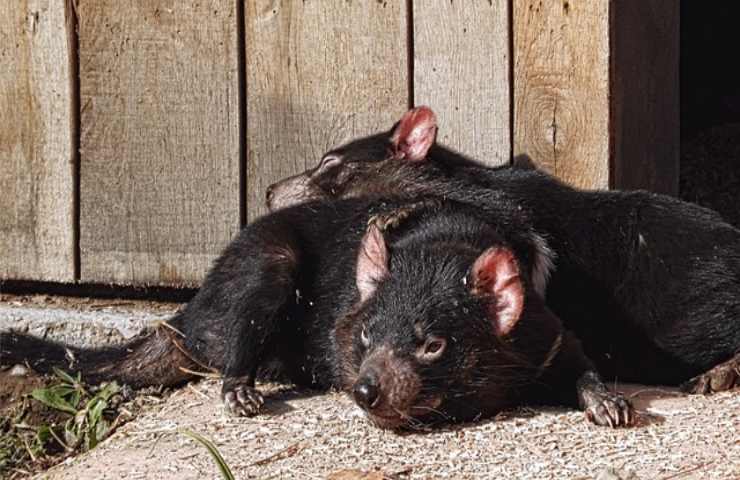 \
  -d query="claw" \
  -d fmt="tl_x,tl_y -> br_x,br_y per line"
222,380 -> 265,417
584,393 -> 635,428
681,354 -> 740,395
